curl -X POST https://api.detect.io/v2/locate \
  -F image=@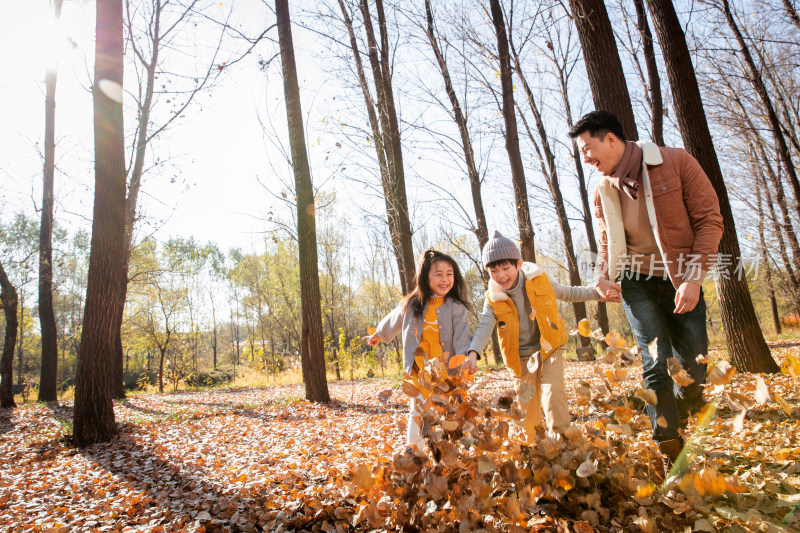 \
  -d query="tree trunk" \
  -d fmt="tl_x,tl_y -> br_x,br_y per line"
158,342 -> 167,393
424,0 -> 489,250
38,0 -> 63,403
358,0 -> 415,294
509,35 -> 590,349
632,0 -> 663,145
754,155 -> 800,313
553,57 -> 611,336
717,72 -> 800,309
74,0 -> 126,446
755,174 -> 782,334
568,0 -> 638,141
720,0 -> 800,224
0,260 -> 18,408
424,0 -> 501,363
16,293 -> 25,392
336,0 -> 415,295
782,0 -> 800,32
276,0 -> 330,403
110,0 -> 163,401
488,0 -> 536,262
645,0 -> 778,373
